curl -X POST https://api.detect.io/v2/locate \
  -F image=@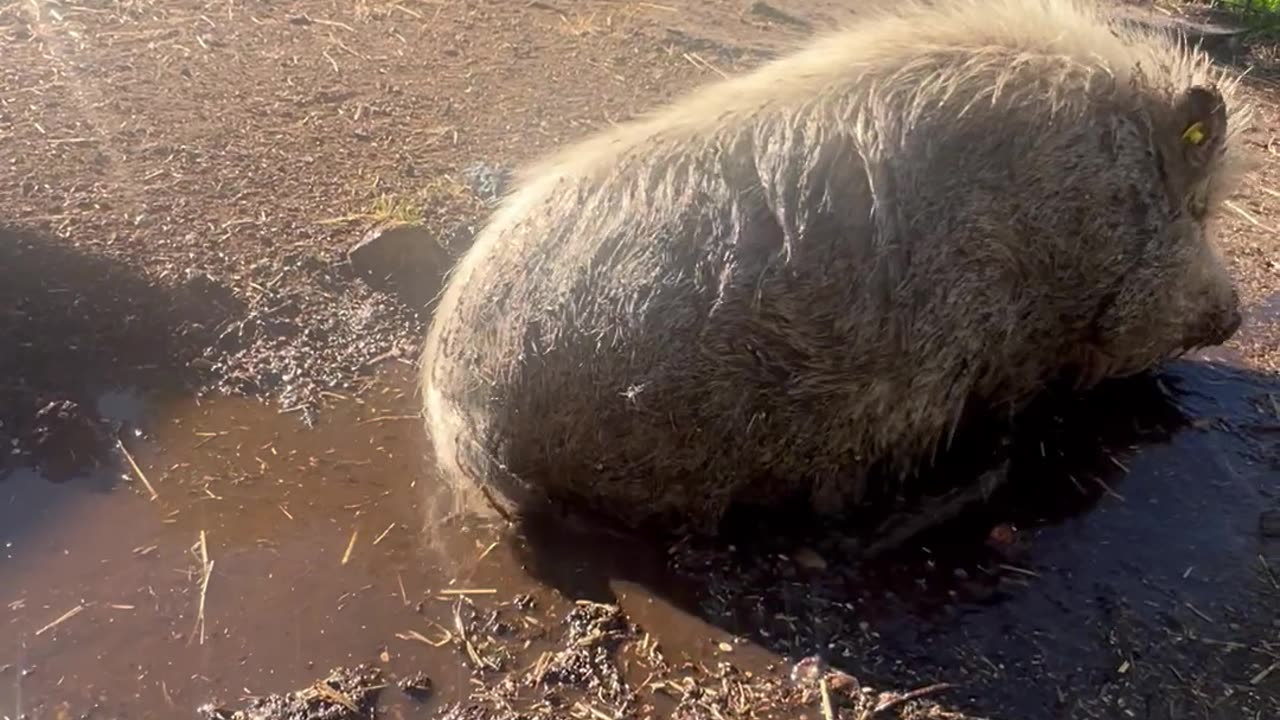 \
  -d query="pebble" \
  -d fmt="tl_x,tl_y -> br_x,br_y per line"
792,547 -> 827,571
790,655 -> 826,683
